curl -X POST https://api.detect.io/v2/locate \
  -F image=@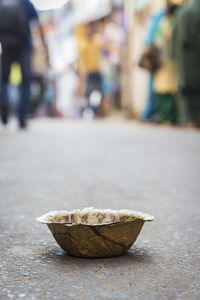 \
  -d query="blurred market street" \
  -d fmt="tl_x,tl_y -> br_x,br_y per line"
0,119 -> 200,299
